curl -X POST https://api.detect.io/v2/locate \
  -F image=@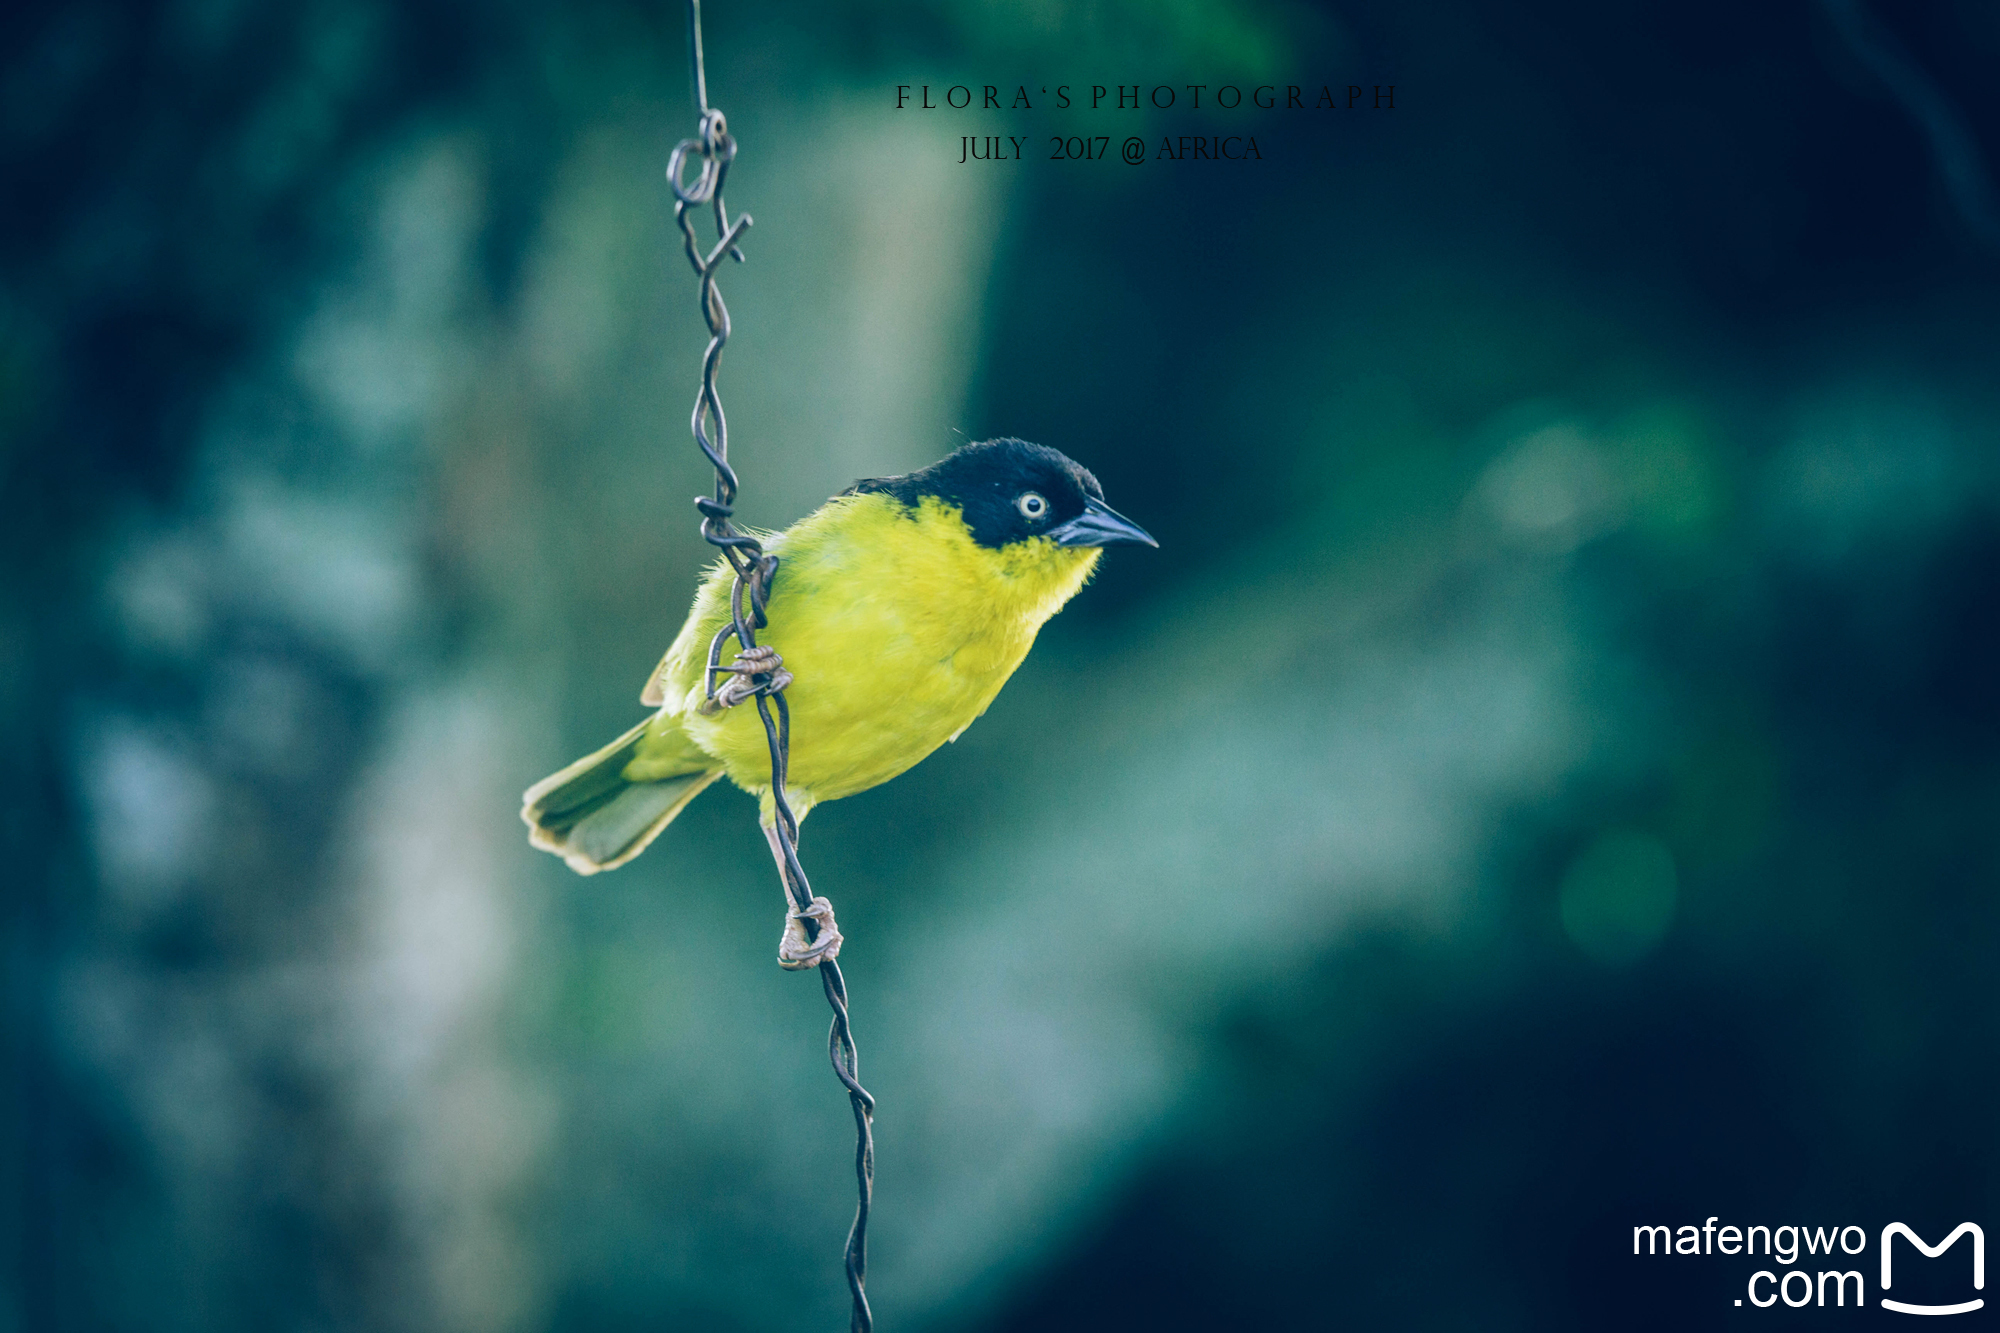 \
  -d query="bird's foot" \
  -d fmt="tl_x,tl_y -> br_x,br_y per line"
777,895 -> 843,970
698,644 -> 793,715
